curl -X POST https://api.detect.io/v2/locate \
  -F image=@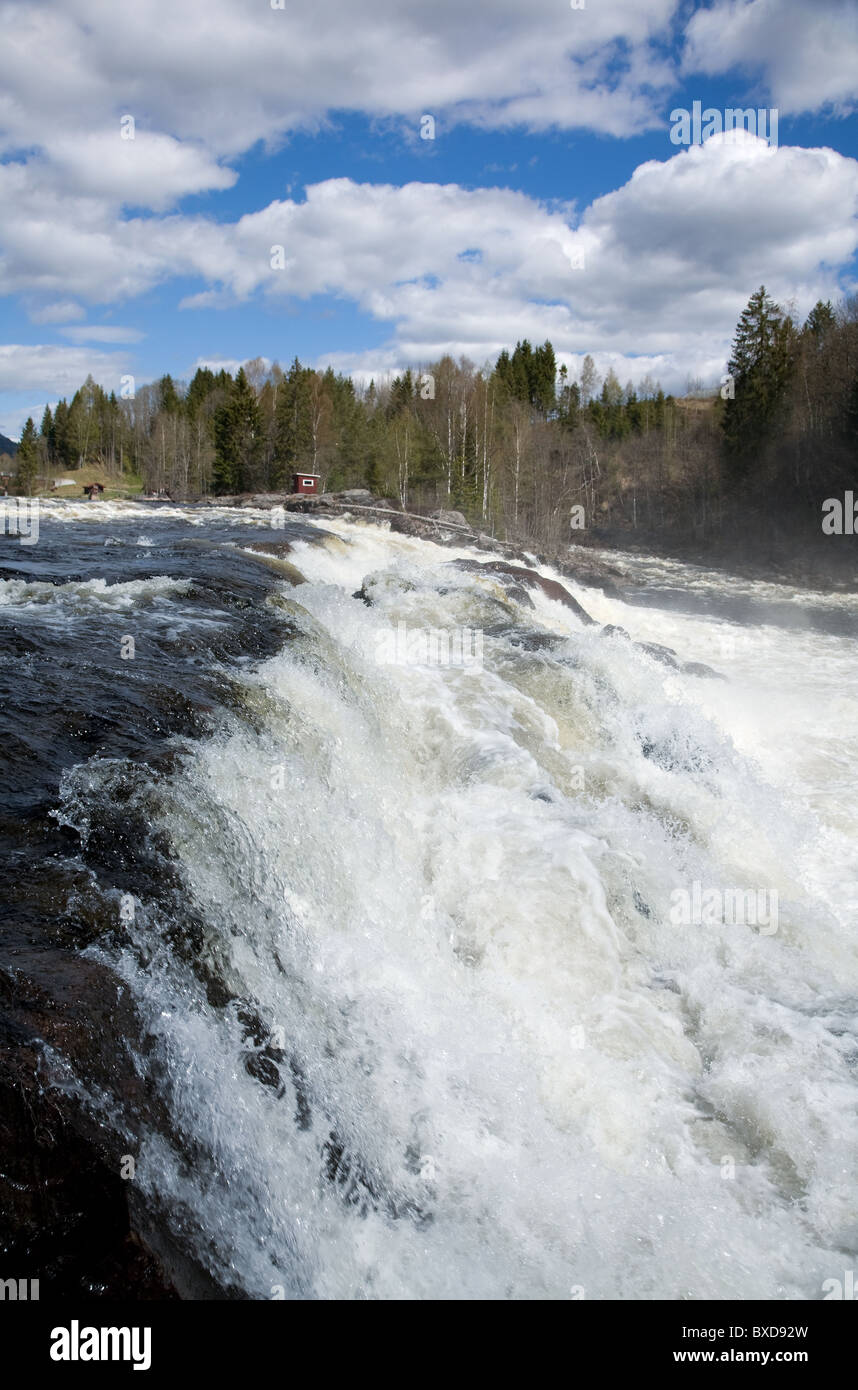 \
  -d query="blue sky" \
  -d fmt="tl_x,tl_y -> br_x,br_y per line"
1,0 -> 857,438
